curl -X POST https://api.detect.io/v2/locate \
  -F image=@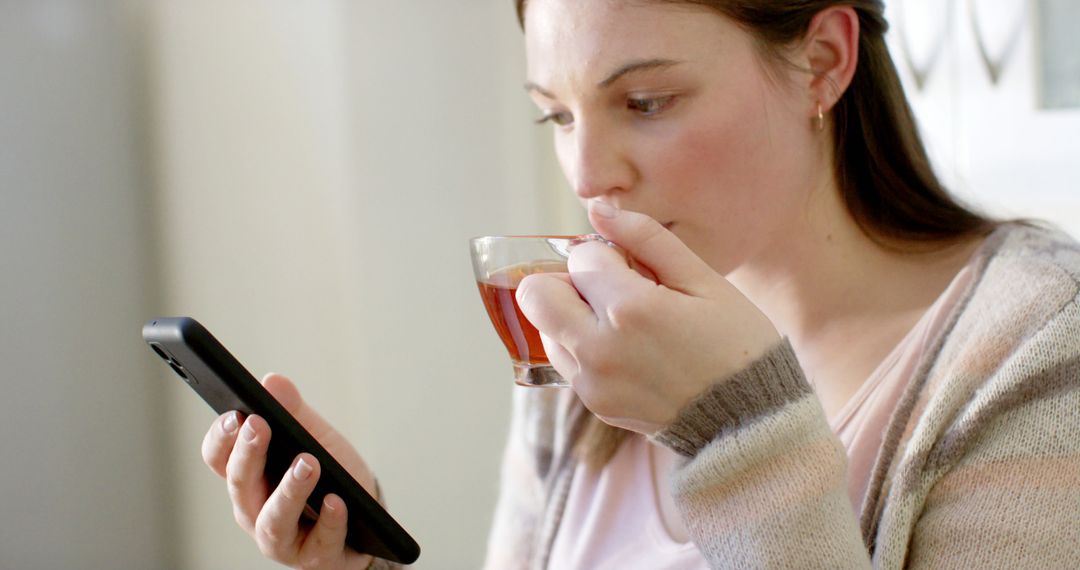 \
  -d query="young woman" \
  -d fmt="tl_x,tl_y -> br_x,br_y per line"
201,1 -> 1080,568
